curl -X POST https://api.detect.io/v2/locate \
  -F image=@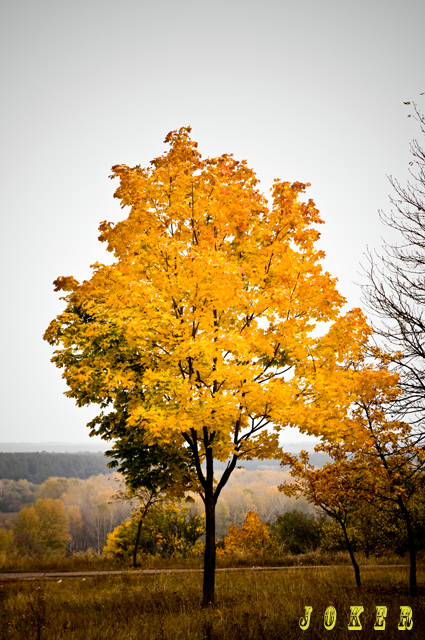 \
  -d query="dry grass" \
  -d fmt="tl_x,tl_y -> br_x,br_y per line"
0,547 -> 414,575
1,565 -> 425,639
